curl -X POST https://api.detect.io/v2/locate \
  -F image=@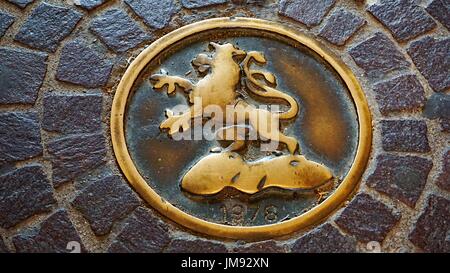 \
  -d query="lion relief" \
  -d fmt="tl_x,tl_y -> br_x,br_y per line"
150,42 -> 333,196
